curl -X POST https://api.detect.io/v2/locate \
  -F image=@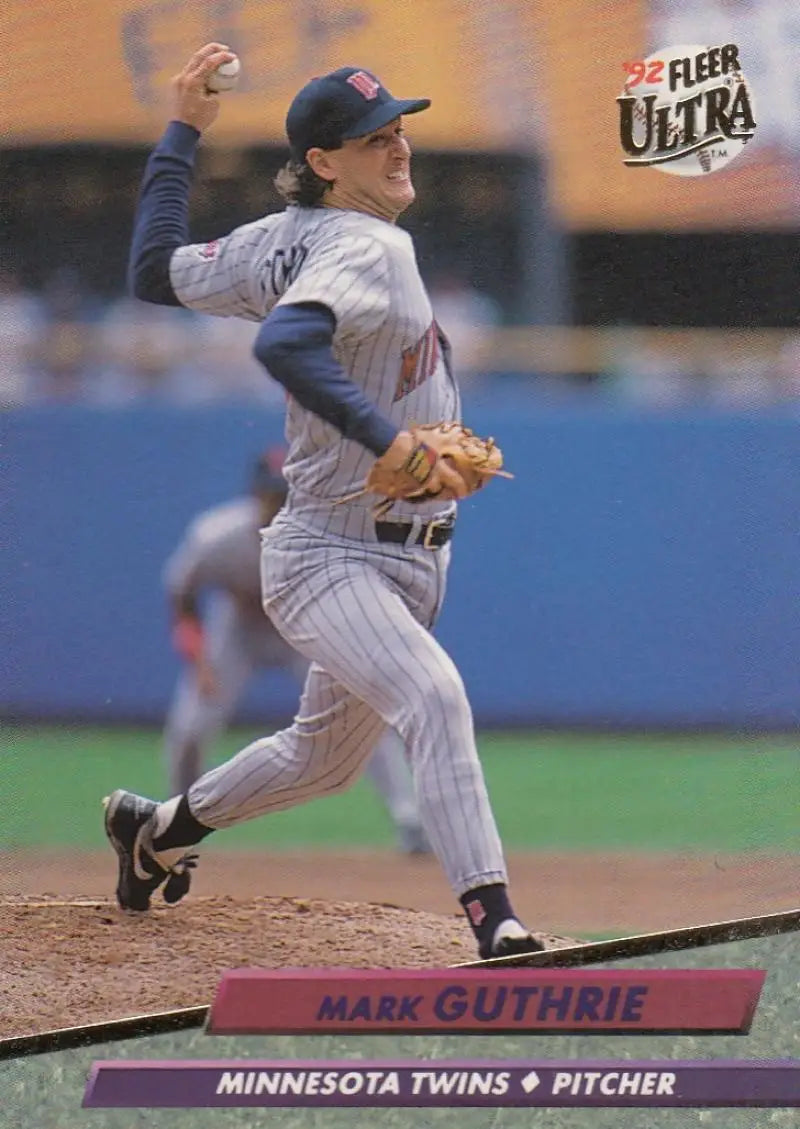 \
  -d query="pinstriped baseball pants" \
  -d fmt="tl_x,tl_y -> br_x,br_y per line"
187,515 -> 507,896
